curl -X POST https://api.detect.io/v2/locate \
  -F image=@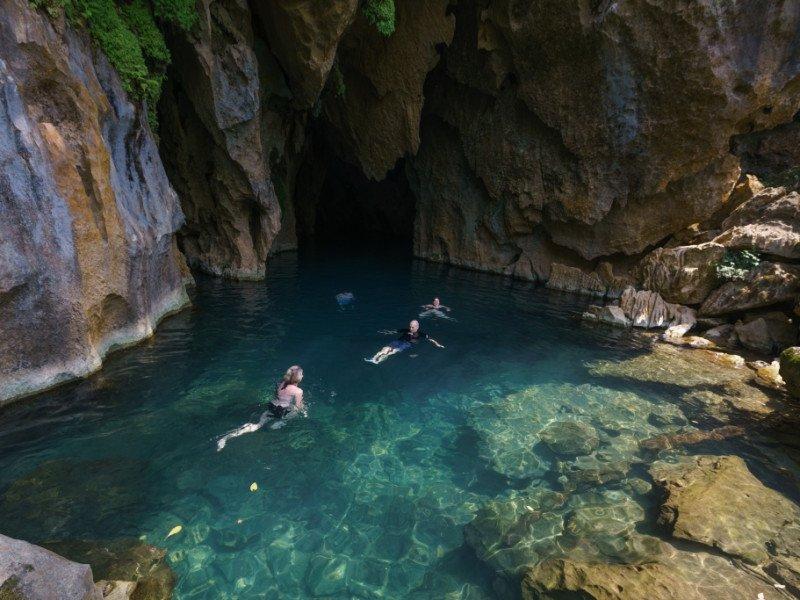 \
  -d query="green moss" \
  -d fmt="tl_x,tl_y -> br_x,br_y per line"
30,0 -> 197,133
152,0 -> 197,32
362,0 -> 395,36
332,64 -> 346,98
714,249 -> 760,282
